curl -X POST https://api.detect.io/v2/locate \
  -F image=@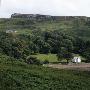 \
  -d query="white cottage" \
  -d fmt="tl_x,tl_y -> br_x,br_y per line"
6,30 -> 17,33
72,57 -> 81,63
